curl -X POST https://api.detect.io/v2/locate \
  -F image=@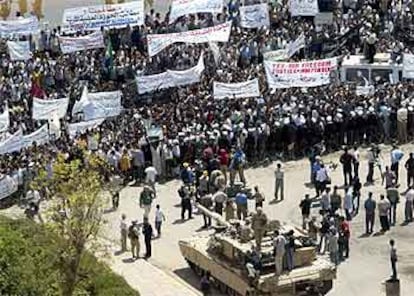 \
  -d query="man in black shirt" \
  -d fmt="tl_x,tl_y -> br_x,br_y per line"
142,217 -> 153,258
299,194 -> 312,229
405,153 -> 414,187
340,148 -> 353,186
